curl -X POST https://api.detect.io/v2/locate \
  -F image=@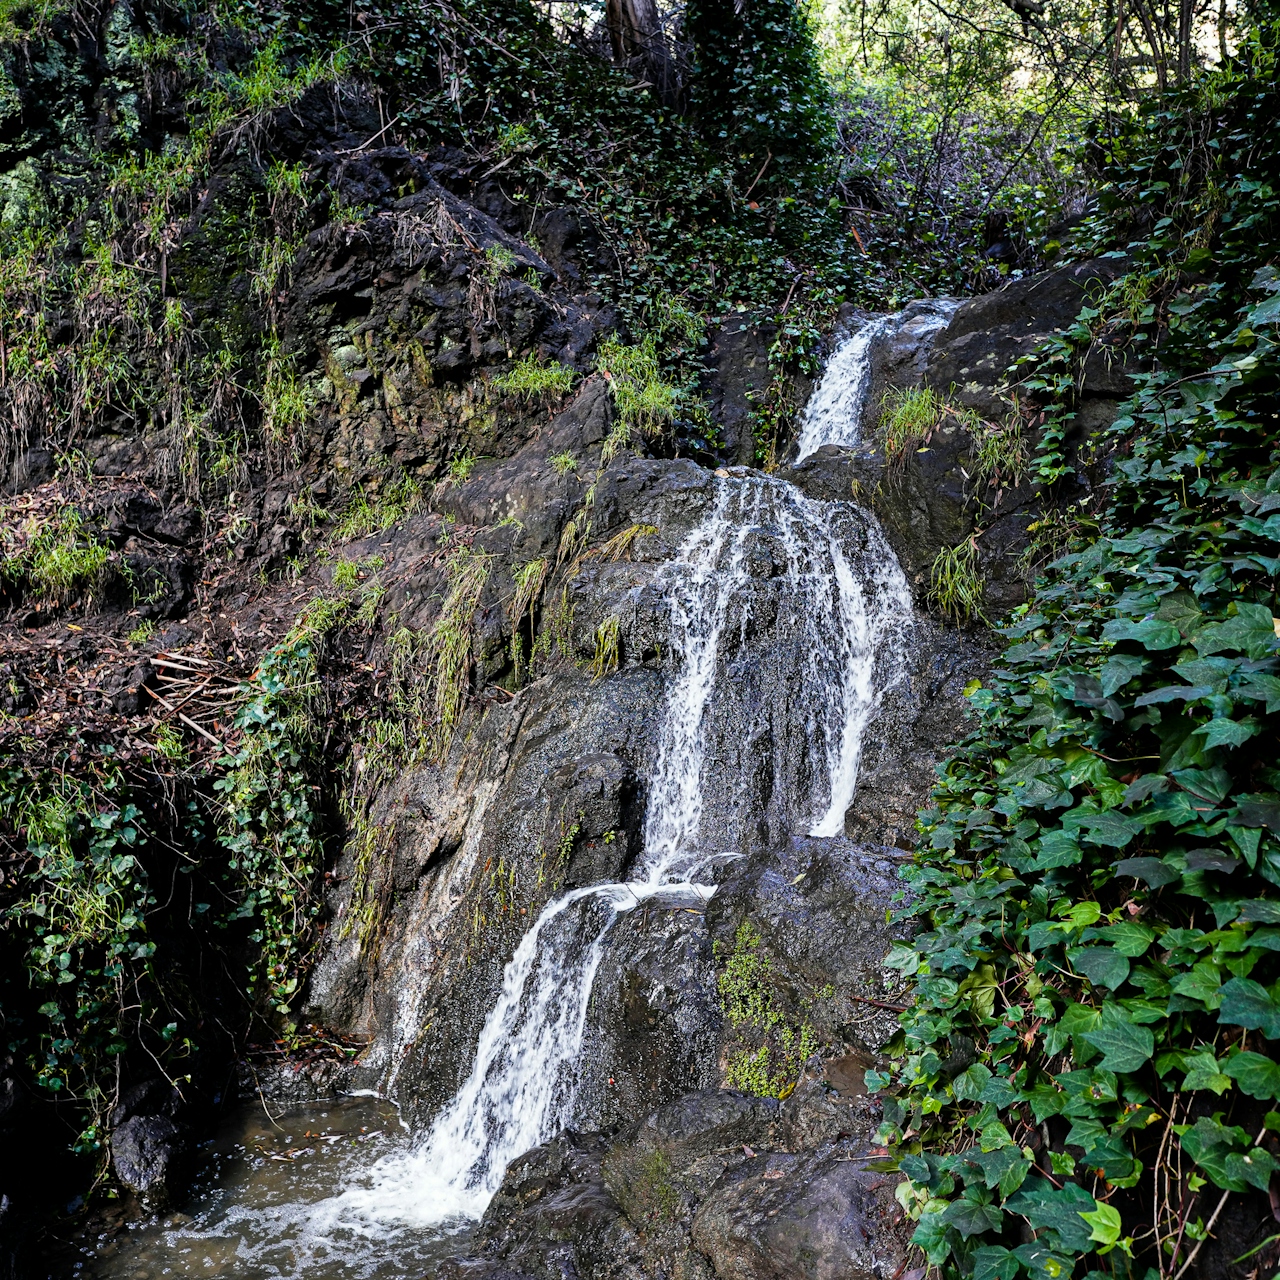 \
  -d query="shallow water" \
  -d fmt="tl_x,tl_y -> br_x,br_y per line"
77,1095 -> 472,1280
